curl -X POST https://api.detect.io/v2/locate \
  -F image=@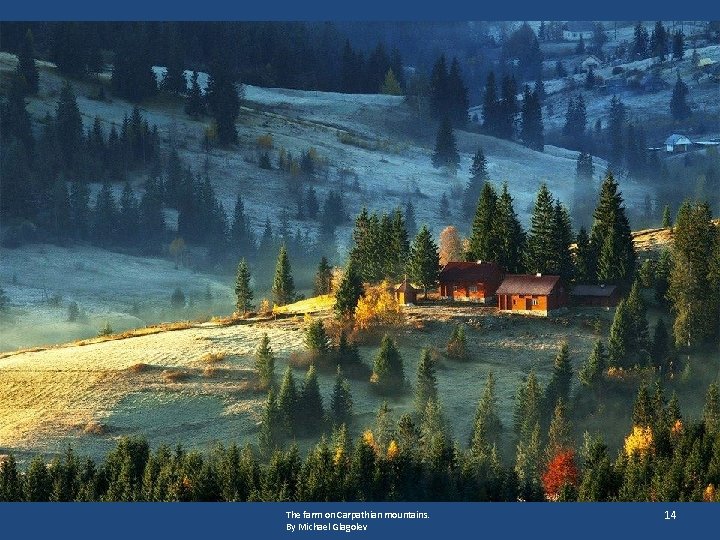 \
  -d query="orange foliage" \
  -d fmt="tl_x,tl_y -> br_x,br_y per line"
671,419 -> 683,436
333,446 -> 344,467
386,440 -> 399,460
624,426 -> 654,457
704,484 -> 716,502
439,226 -> 464,266
542,449 -> 579,501
354,281 -> 402,331
362,430 -> 377,452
